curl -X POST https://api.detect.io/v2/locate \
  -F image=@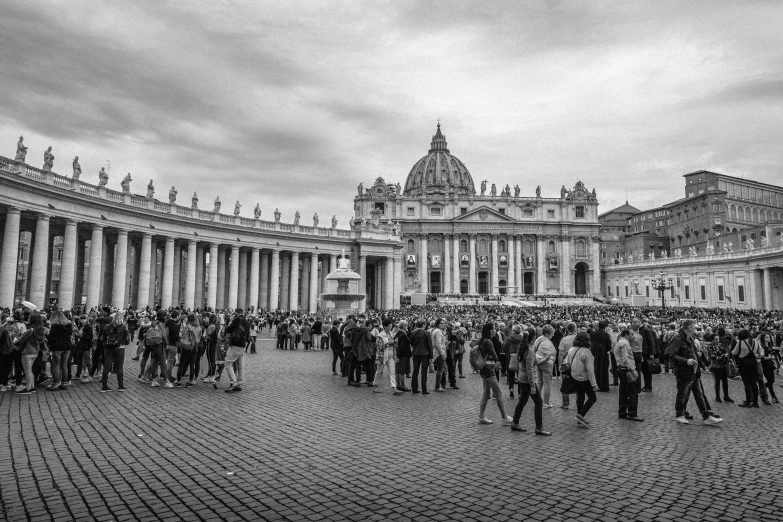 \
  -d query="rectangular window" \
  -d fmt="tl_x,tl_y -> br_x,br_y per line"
737,279 -> 745,302
407,207 -> 415,216
670,286 -> 675,298
700,284 -> 706,301
575,206 -> 585,218
616,285 -> 620,297
607,285 -> 611,296
645,286 -> 649,297
430,207 -> 441,216
684,285 -> 690,300
523,209 -> 533,217
718,285 -> 724,301
625,285 -> 629,297
498,208 -> 505,215
374,202 -> 385,213
547,209 -> 555,219
460,207 -> 467,215
19,247 -> 27,261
